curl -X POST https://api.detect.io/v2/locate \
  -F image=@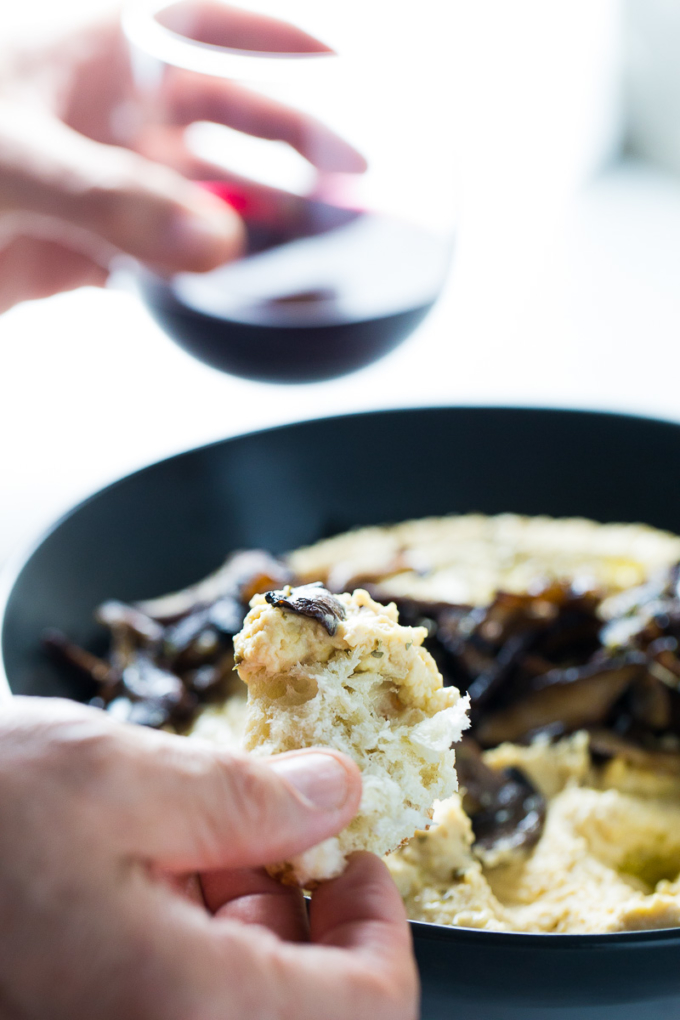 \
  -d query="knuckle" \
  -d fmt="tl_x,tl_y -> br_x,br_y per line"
221,754 -> 269,815
42,714 -> 120,786
80,152 -> 176,240
152,750 -> 276,865
74,150 -> 139,219
219,754 -> 284,835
